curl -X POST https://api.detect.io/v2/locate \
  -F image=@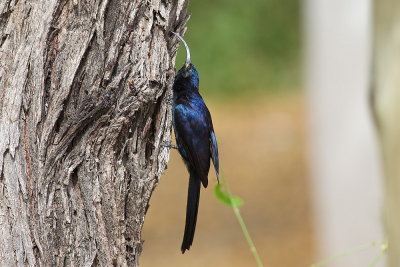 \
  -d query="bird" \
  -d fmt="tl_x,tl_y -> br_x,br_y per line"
171,31 -> 219,253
